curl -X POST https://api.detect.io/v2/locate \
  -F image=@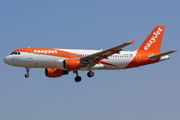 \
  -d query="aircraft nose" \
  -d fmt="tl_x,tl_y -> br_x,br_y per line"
4,56 -> 12,65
